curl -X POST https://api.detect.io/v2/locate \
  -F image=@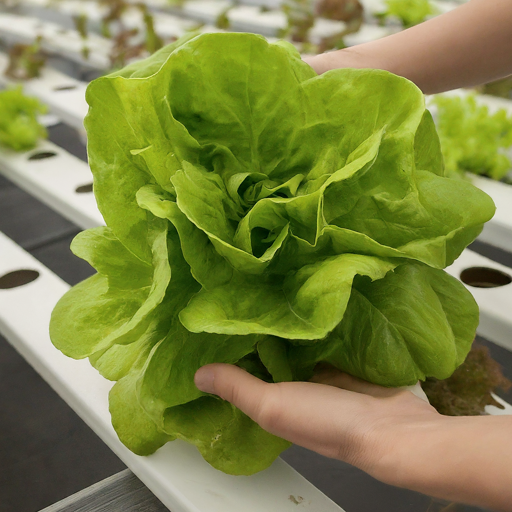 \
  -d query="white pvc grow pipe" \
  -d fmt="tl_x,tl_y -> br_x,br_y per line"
0,140 -> 103,229
446,250 -> 512,352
